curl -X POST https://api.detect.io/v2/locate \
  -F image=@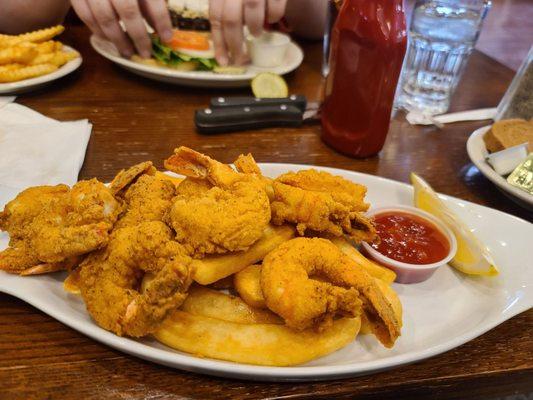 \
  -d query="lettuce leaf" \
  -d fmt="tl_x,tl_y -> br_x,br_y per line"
151,36 -> 217,71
